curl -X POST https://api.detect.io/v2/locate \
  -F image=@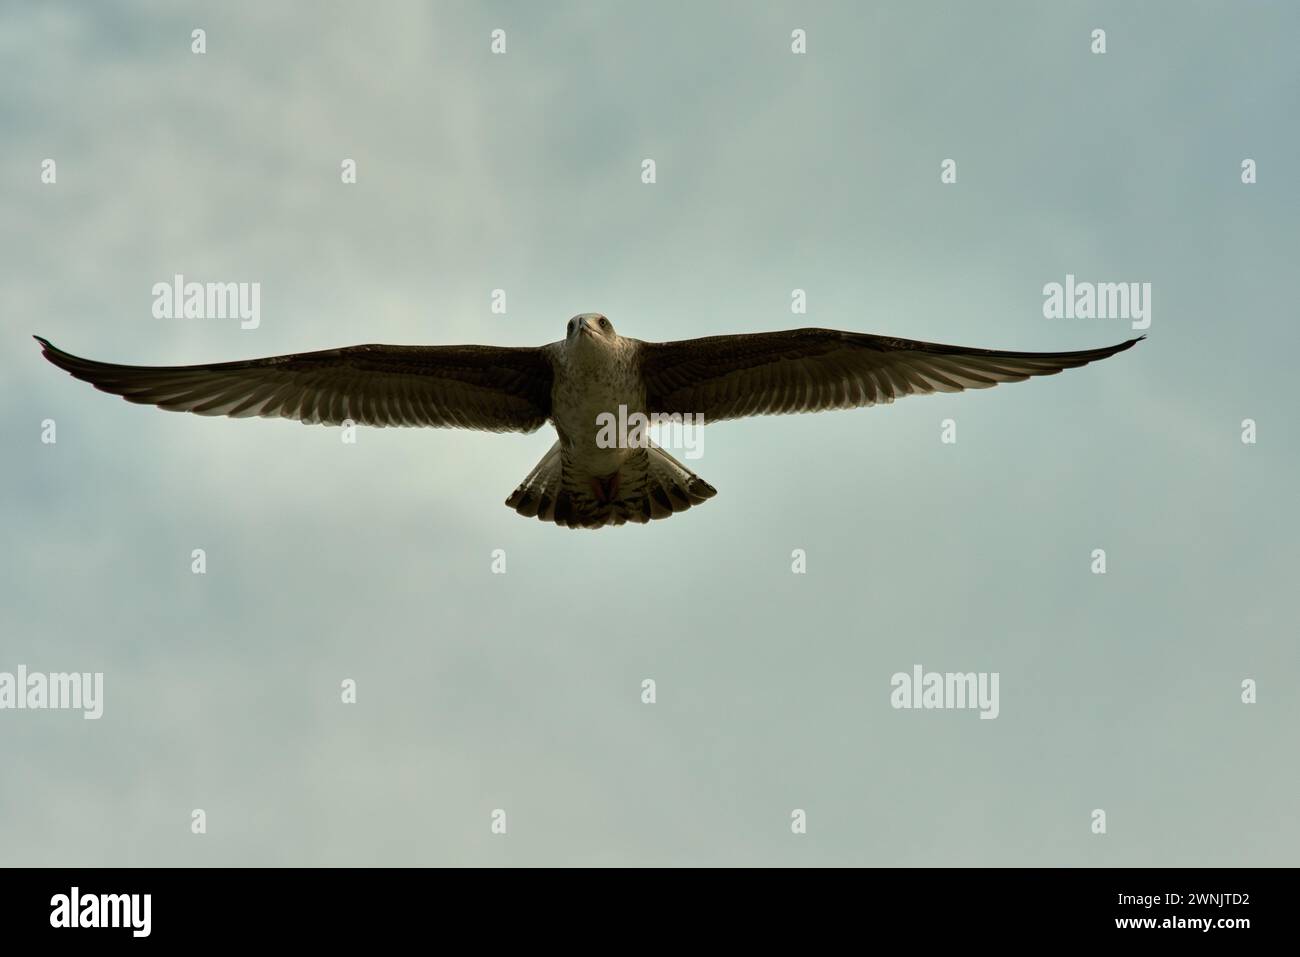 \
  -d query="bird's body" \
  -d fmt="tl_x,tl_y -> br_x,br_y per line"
36,315 -> 1142,528
516,315 -> 715,525
548,315 -> 645,478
